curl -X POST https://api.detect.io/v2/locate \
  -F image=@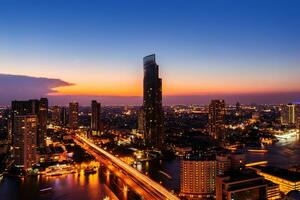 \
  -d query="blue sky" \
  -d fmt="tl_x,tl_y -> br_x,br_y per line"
0,0 -> 299,104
